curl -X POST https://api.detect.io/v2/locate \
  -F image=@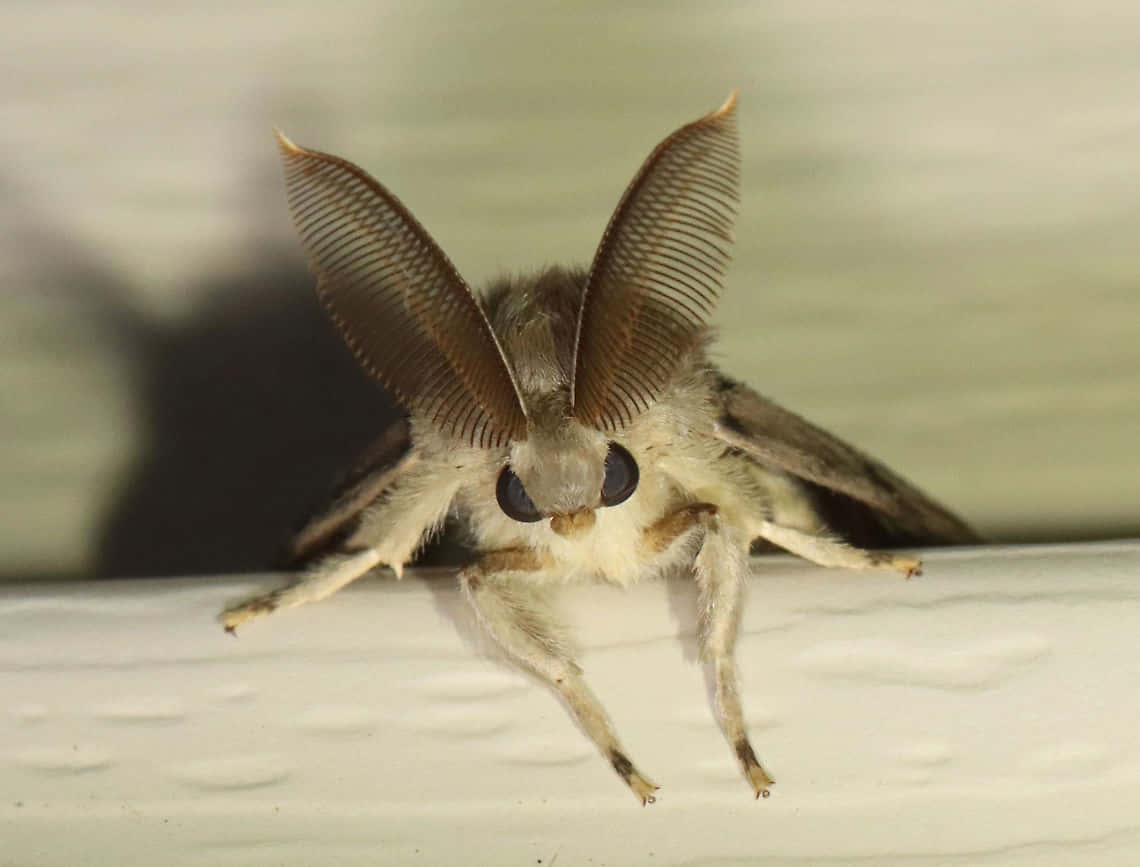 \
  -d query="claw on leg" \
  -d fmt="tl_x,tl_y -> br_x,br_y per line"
219,590 -> 283,634
630,773 -> 660,806
611,749 -> 659,805
735,739 -> 774,798
870,551 -> 923,579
